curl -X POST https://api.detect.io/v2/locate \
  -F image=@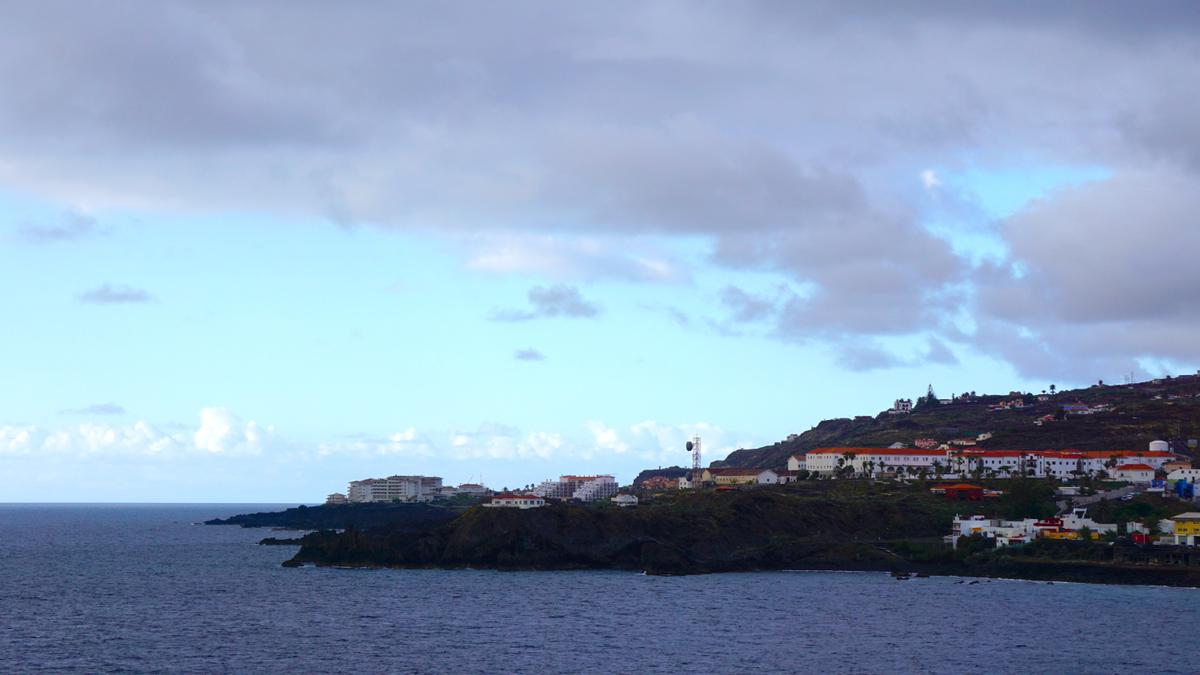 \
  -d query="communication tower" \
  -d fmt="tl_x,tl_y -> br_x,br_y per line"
686,436 -> 701,488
